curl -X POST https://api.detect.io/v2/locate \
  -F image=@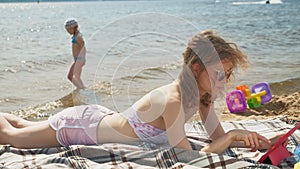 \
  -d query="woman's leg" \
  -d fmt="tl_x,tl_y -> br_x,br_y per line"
0,115 -> 60,148
0,113 -> 43,128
